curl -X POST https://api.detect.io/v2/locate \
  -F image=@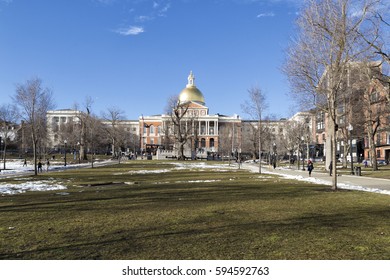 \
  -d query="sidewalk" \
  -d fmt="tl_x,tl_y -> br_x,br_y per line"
242,162 -> 390,195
